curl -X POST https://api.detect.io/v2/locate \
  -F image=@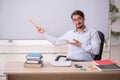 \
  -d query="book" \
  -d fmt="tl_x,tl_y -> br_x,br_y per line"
93,59 -> 116,65
24,61 -> 43,68
26,59 -> 42,64
26,53 -> 42,59
26,57 -> 42,60
96,64 -> 120,71
51,61 -> 72,67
